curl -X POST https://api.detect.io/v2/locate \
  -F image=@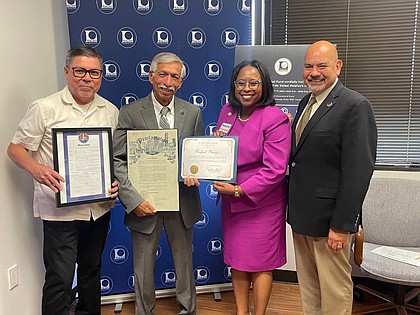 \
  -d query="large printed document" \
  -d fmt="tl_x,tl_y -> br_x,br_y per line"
371,246 -> 420,267
128,129 -> 179,211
